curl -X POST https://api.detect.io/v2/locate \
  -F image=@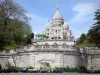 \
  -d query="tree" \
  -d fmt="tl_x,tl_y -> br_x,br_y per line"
26,33 -> 34,45
76,33 -> 95,48
36,34 -> 48,40
76,33 -> 87,46
0,0 -> 32,68
87,7 -> 100,47
0,0 -> 32,50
